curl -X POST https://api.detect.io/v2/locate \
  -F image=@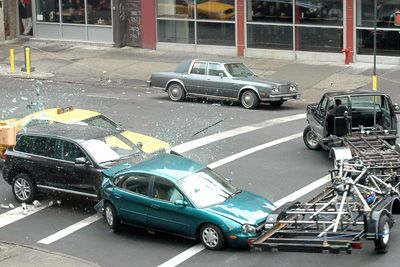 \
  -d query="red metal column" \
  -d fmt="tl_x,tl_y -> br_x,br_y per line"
237,0 -> 245,56
141,0 -> 157,49
346,0 -> 354,63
